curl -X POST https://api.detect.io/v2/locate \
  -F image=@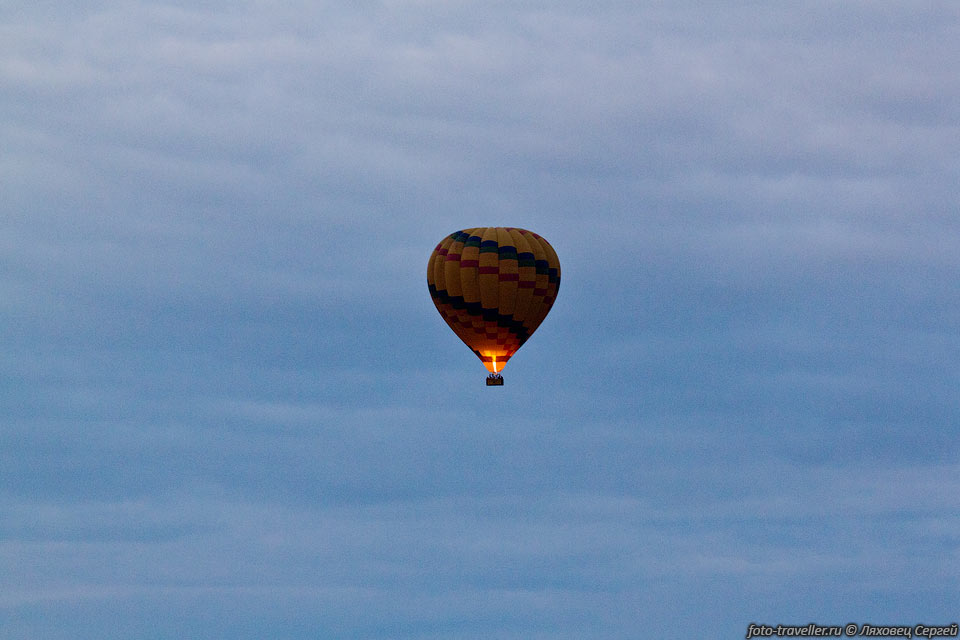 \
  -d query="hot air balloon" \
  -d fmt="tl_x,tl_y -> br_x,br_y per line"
427,227 -> 560,385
